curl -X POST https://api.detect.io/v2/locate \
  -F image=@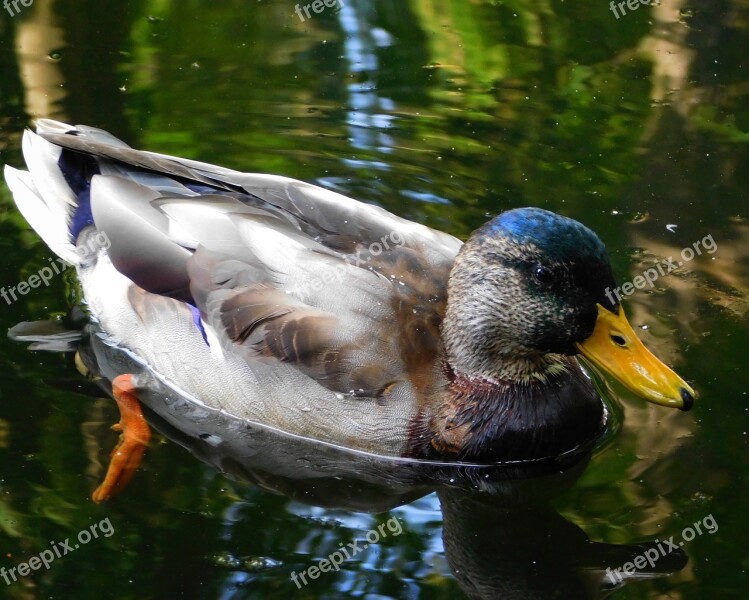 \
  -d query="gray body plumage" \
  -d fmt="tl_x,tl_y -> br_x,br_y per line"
5,120 -> 463,455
